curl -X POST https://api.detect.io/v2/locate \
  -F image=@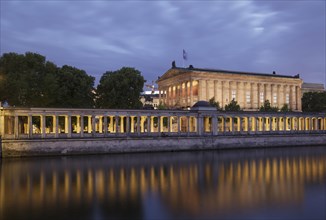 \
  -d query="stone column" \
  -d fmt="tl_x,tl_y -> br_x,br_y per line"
40,114 -> 46,138
158,89 -> 161,105
214,80 -> 218,102
236,82 -> 241,106
120,116 -> 125,133
109,116 -> 114,133
98,116 -> 103,133
88,116 -> 92,133
14,115 -> 19,138
160,116 -> 164,132
115,116 -> 119,133
76,116 -> 81,133
222,117 -> 226,132
216,80 -> 223,105
257,83 -> 262,107
296,86 -> 302,111
157,116 -> 161,134
65,116 -> 69,134
198,80 -> 204,101
168,116 -> 171,133
197,115 -> 203,135
103,116 -> 108,135
212,116 -> 217,135
91,115 -> 96,135
290,85 -> 296,111
80,115 -> 84,137
277,85 -> 283,109
54,115 -> 59,138
248,117 -> 252,132
28,114 -> 33,138
265,84 -> 272,104
252,83 -> 258,109
140,116 -> 146,133
130,116 -> 135,133
243,82 -> 247,109
67,115 -> 72,137
0,113 -> 4,137
206,80 -> 213,101
177,116 -> 180,134
126,116 -> 130,134
223,81 -> 230,107
147,116 -> 151,133
190,80 -> 193,106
